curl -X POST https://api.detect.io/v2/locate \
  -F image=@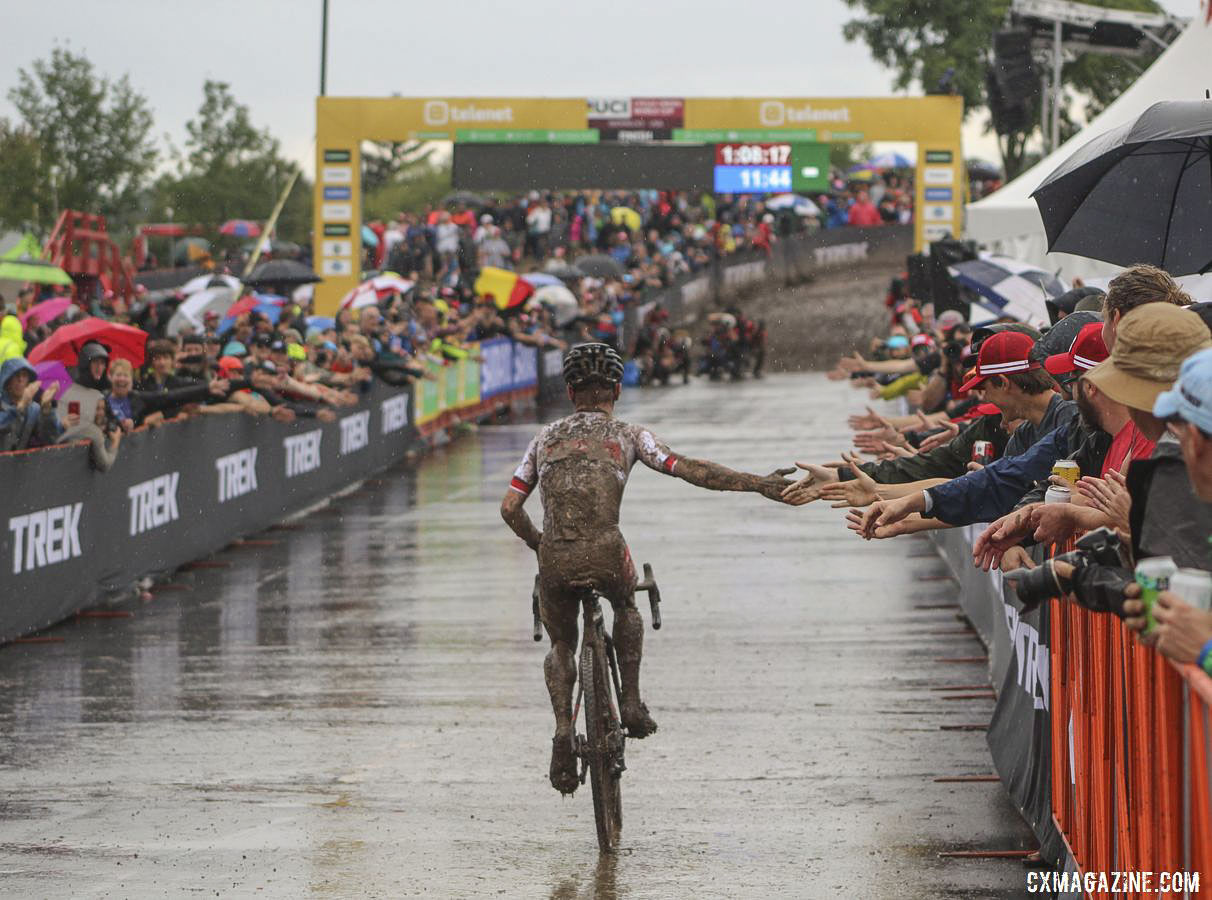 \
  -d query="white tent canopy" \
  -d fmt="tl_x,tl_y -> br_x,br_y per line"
966,15 -> 1209,281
